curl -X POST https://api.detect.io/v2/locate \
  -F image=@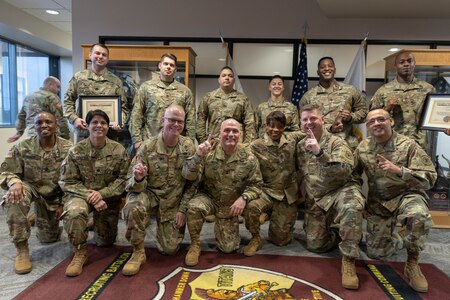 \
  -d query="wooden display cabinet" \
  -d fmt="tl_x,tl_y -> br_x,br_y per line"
82,44 -> 197,98
384,49 -> 450,228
